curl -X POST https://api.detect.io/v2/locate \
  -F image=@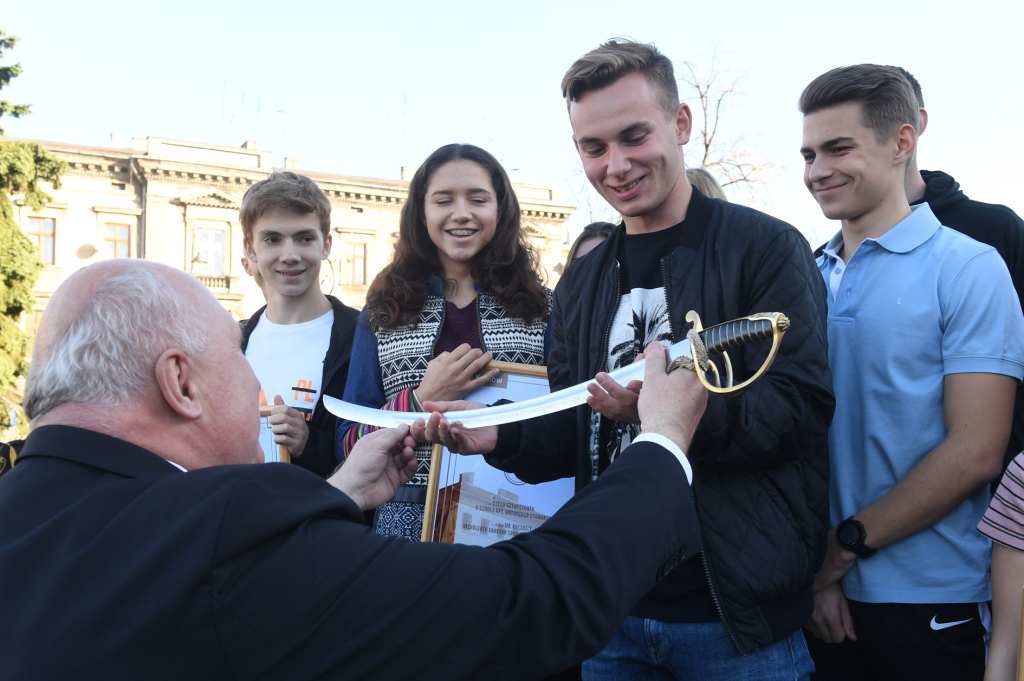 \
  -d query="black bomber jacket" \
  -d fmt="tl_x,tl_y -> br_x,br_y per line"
490,188 -> 835,654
